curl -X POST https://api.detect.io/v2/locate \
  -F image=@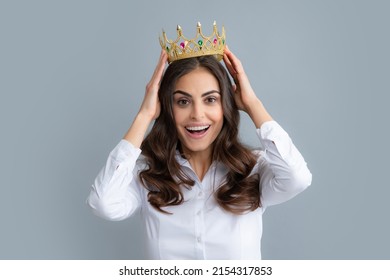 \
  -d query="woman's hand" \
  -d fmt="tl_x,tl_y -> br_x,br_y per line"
139,50 -> 168,120
223,46 -> 273,128
223,46 -> 259,113
123,50 -> 167,148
